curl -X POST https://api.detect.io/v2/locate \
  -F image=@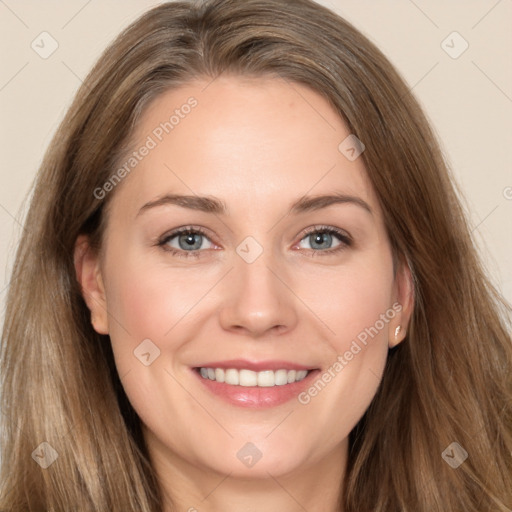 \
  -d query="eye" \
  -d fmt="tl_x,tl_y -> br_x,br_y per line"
156,224 -> 352,259
157,227 -> 215,258
295,225 -> 352,256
